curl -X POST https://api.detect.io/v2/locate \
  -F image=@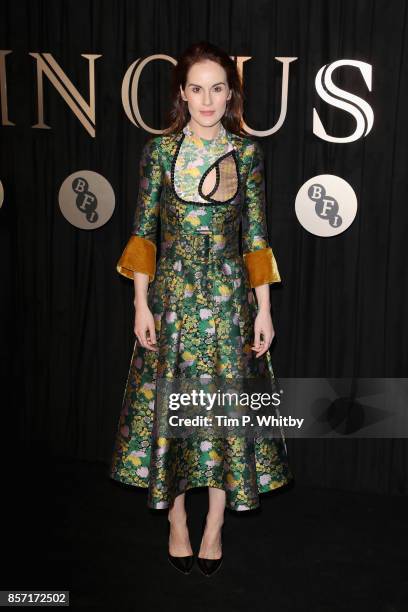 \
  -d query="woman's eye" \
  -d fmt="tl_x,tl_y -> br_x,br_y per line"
191,86 -> 223,93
